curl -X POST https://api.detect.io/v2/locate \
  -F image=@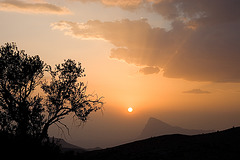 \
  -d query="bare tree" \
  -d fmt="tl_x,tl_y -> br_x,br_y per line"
40,59 -> 103,140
